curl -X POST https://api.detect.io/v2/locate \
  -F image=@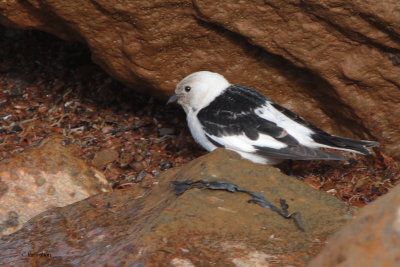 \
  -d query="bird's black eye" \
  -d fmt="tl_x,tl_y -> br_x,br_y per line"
184,86 -> 191,92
